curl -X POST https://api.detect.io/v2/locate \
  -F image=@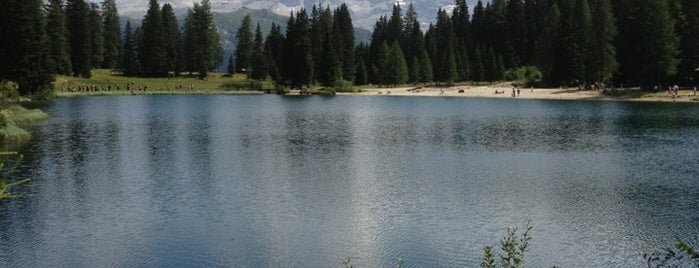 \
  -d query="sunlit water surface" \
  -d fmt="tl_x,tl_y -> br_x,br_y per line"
1,95 -> 698,267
